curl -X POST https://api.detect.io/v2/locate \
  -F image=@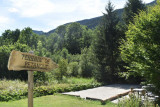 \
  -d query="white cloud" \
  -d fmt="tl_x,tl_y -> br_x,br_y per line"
0,16 -> 15,34
77,0 -> 104,16
8,7 -> 19,13
50,0 -> 105,18
8,0 -> 106,18
0,16 -> 10,24
9,0 -> 55,17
